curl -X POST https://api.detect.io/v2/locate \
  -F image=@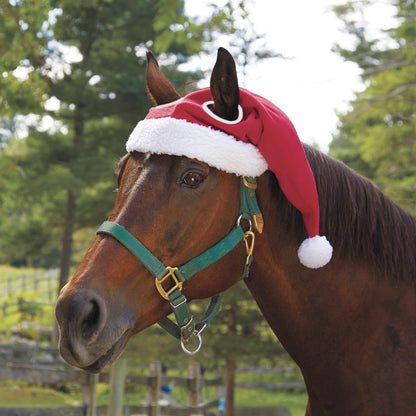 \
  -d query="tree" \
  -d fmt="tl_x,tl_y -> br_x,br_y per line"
0,0 -> 207,287
0,0 -> 50,115
329,0 -> 416,214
